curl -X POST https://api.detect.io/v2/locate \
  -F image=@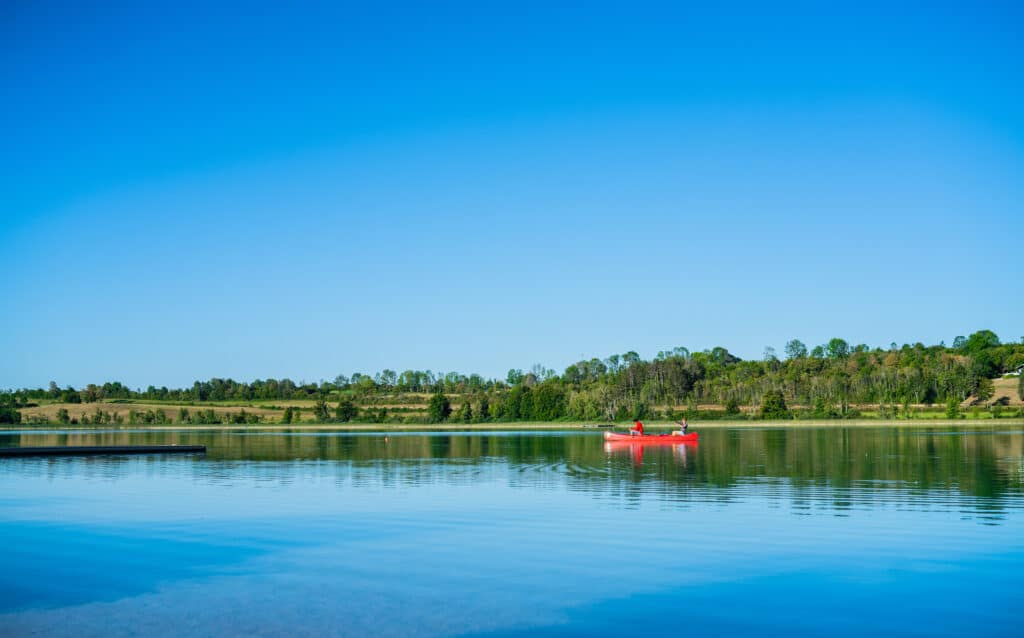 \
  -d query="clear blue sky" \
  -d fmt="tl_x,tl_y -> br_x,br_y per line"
2,1 -> 1022,389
